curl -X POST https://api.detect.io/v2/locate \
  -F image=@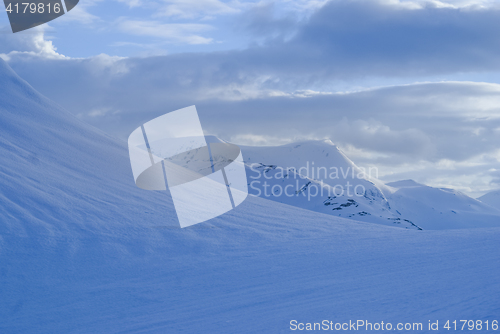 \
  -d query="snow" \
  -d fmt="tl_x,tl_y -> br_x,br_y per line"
478,190 -> 500,209
0,59 -> 499,333
389,185 -> 500,230
241,140 -> 500,230
241,139 -> 412,228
